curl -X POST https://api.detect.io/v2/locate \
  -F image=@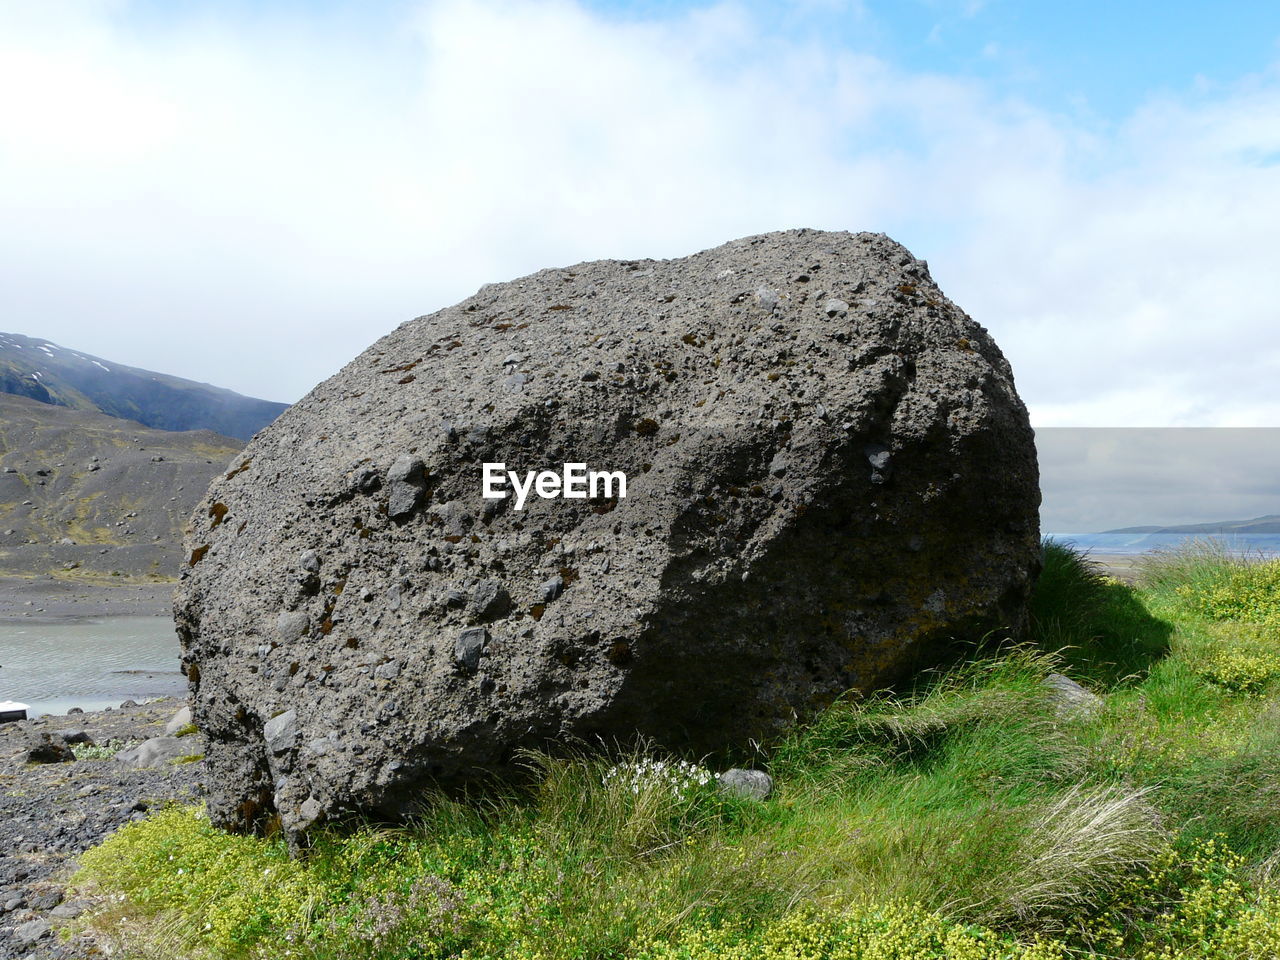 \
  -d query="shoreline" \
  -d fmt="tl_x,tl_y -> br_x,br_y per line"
0,578 -> 174,624
1088,554 -> 1145,583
